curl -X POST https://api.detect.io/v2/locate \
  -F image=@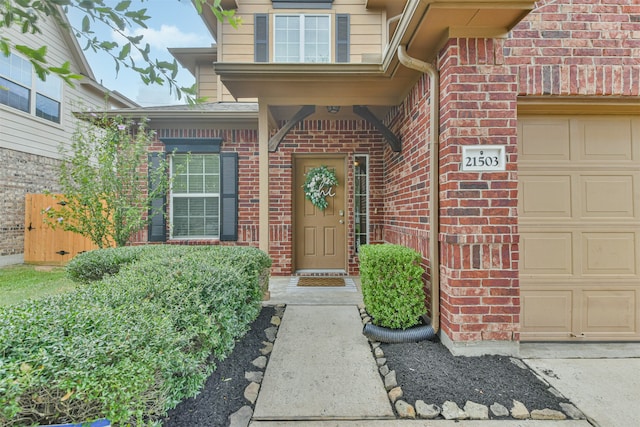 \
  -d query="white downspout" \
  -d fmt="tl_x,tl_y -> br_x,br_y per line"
397,45 -> 440,334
